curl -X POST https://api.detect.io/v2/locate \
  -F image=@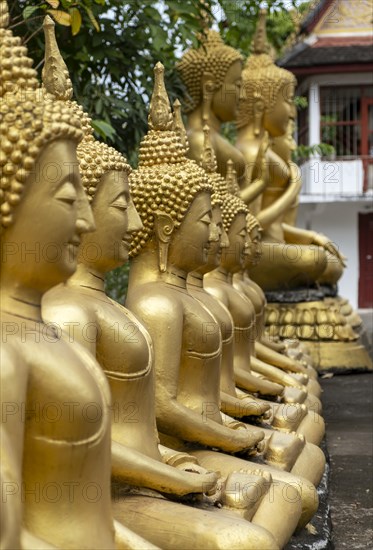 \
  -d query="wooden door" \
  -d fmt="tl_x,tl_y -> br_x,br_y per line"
358,212 -> 373,308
